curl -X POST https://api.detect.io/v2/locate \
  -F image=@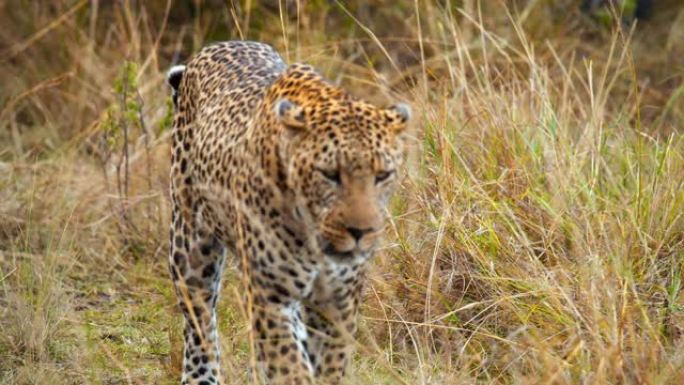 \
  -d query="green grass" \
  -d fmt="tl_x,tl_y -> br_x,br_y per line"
1,1 -> 683,384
